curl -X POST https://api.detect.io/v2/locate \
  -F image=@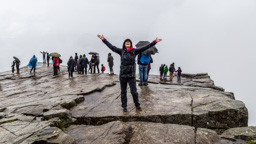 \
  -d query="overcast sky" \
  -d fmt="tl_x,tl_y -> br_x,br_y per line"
0,0 -> 255,125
